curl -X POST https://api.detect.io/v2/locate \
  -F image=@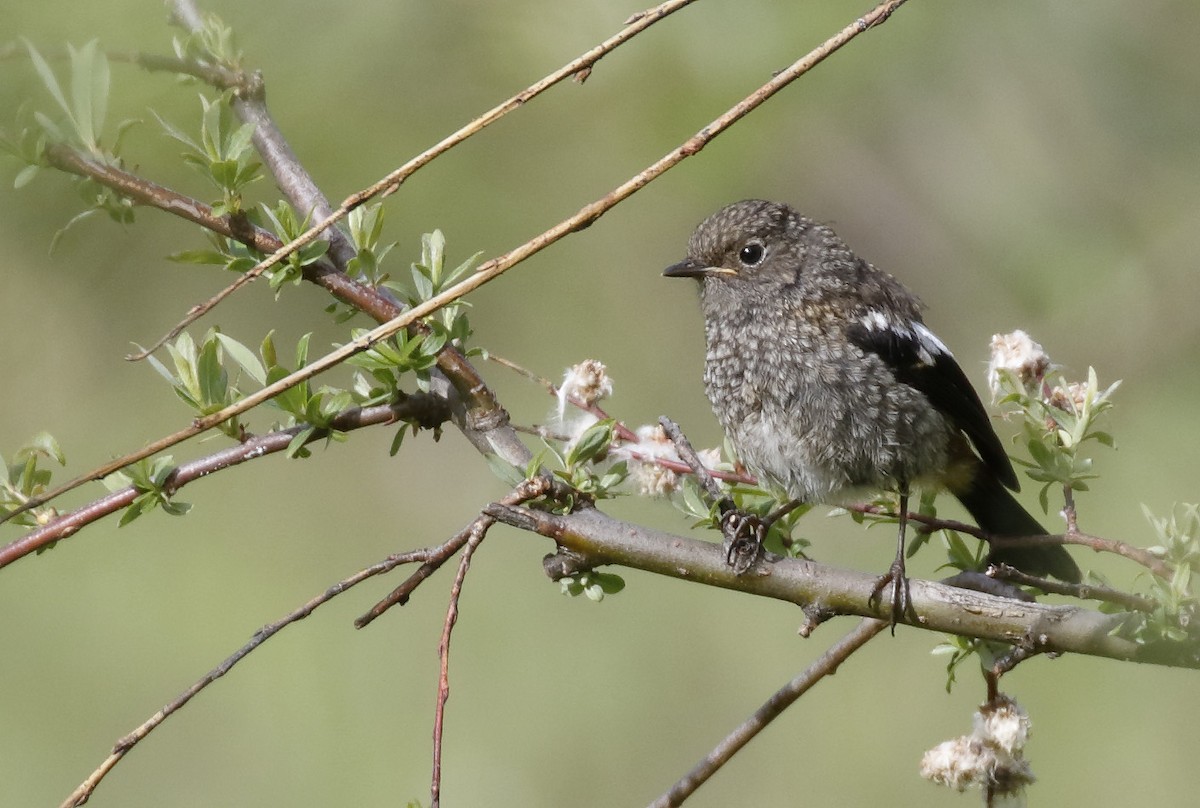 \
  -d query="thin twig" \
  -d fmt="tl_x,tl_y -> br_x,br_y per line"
659,416 -> 726,503
431,517 -> 491,808
58,546 -> 438,808
850,502 -> 1173,580
989,563 -> 1157,613
648,618 -> 888,808
4,0 -> 905,527
1063,484 -> 1080,534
